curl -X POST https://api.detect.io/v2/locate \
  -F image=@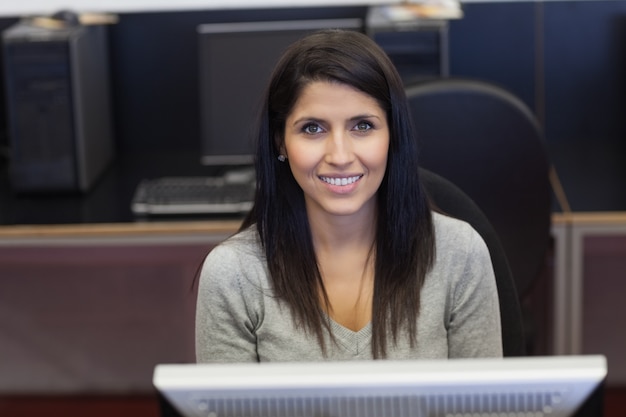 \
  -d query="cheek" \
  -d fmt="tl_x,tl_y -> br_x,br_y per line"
285,142 -> 318,176
365,138 -> 390,170
289,156 -> 316,177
